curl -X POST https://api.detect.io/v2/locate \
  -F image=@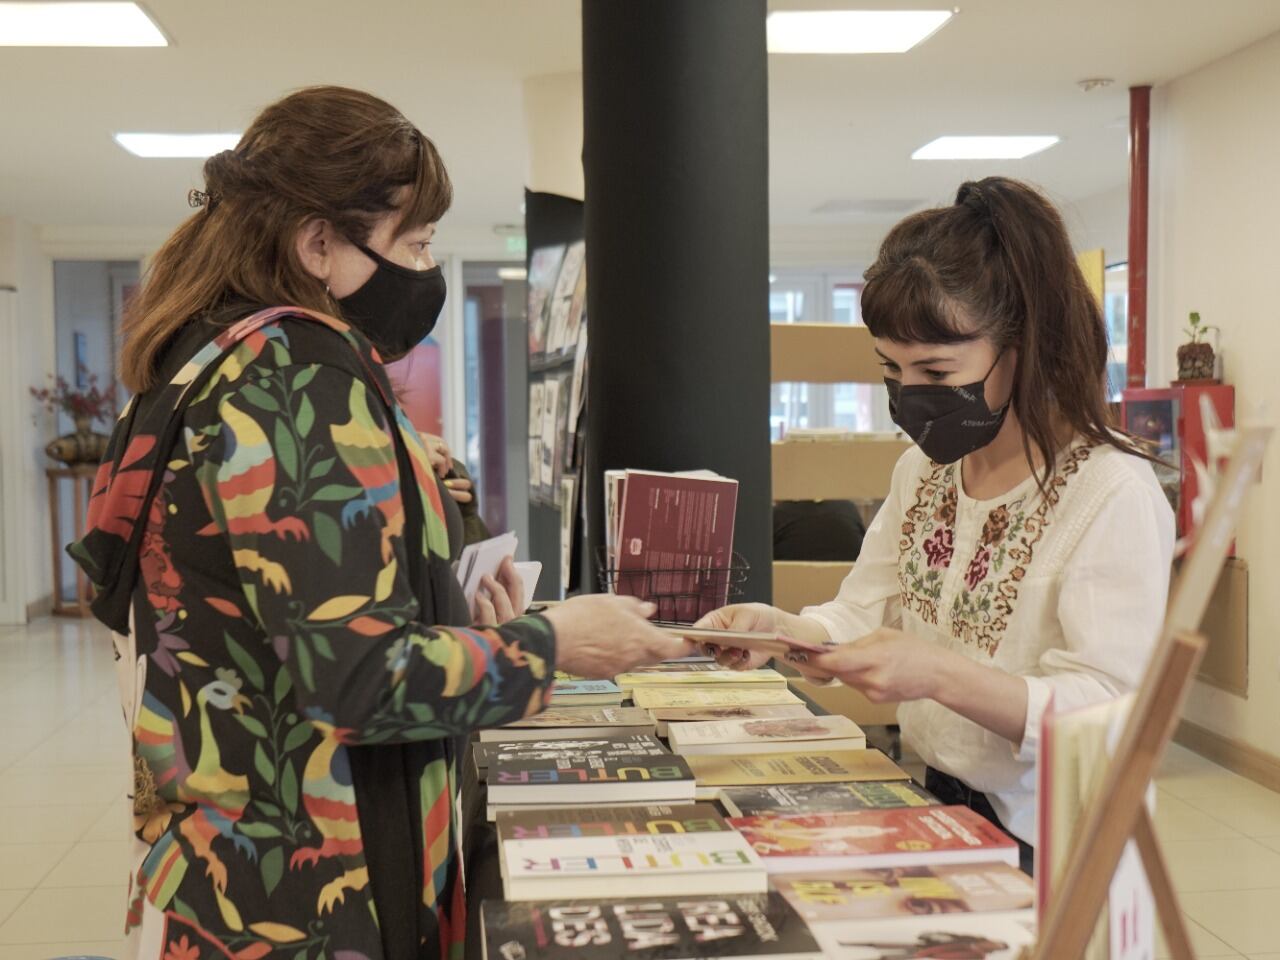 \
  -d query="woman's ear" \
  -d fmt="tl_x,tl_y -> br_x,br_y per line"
295,218 -> 333,284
